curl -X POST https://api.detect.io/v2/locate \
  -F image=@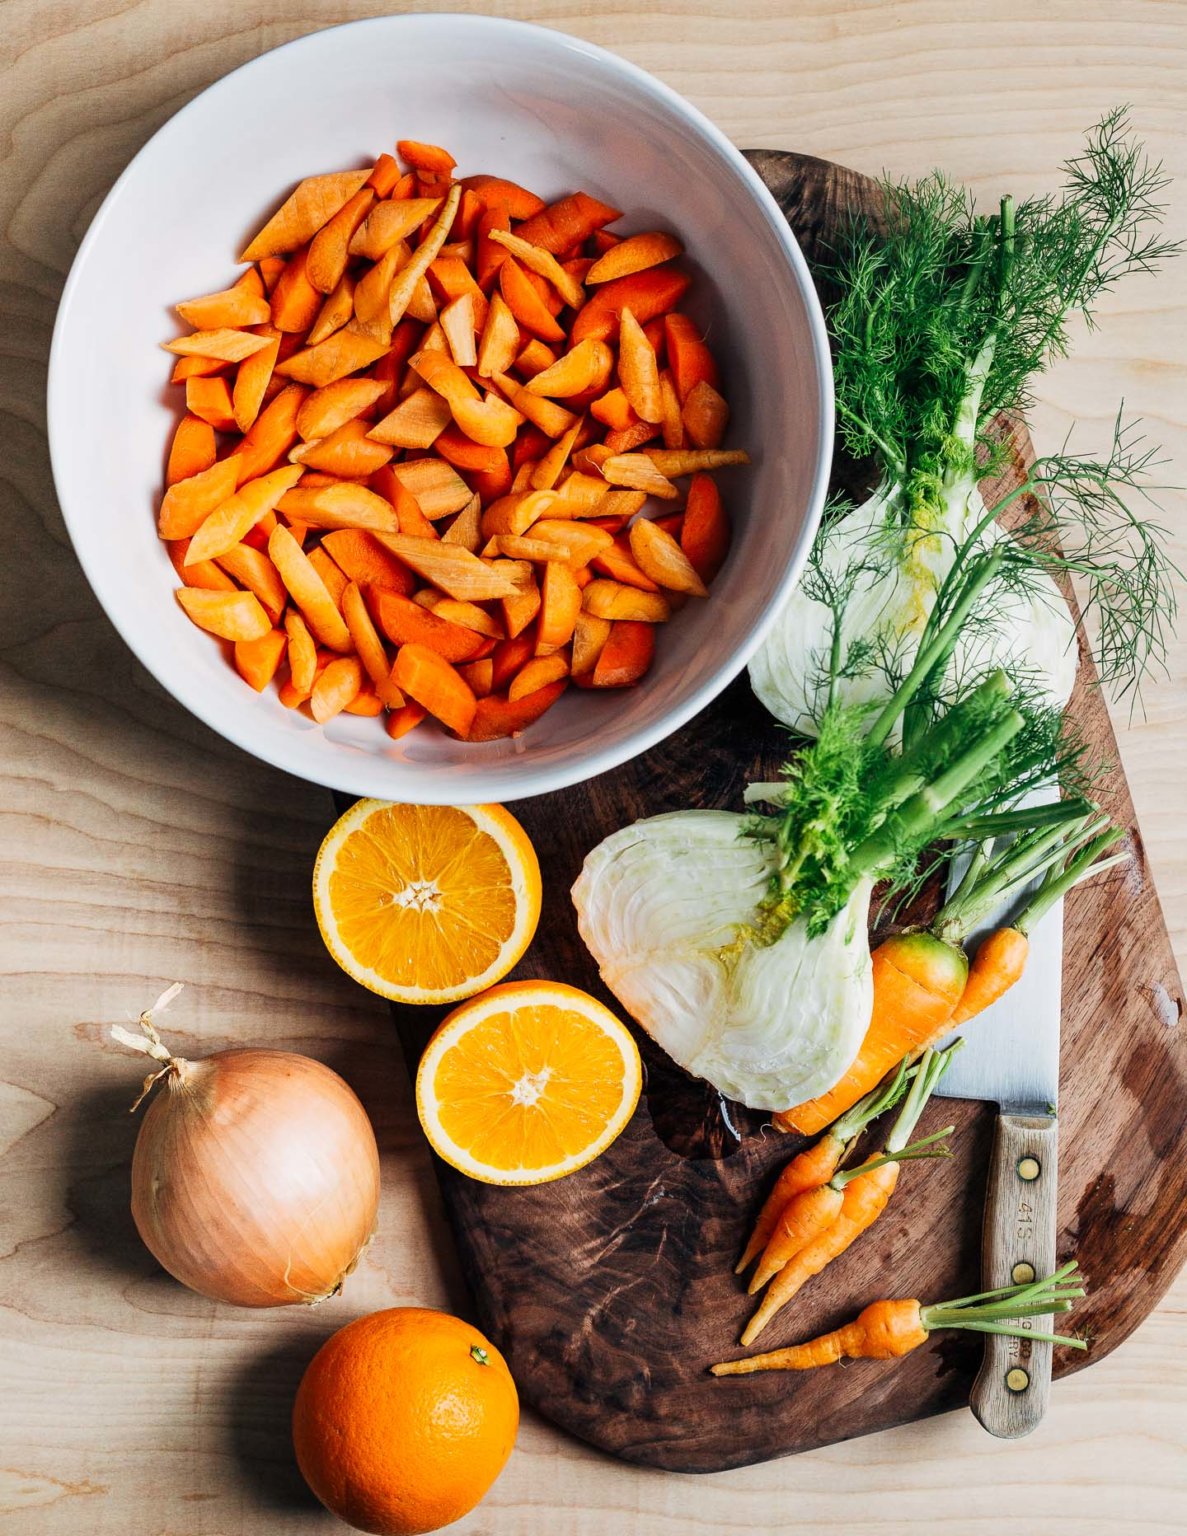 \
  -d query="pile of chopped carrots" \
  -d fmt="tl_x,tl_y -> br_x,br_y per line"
159,140 -> 748,742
